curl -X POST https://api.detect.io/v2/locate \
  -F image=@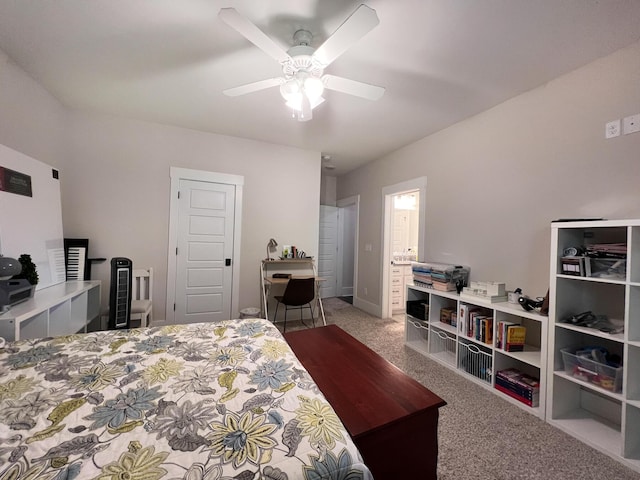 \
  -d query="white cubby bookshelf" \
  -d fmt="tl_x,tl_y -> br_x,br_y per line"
405,284 -> 548,419
0,280 -> 101,341
547,219 -> 640,473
